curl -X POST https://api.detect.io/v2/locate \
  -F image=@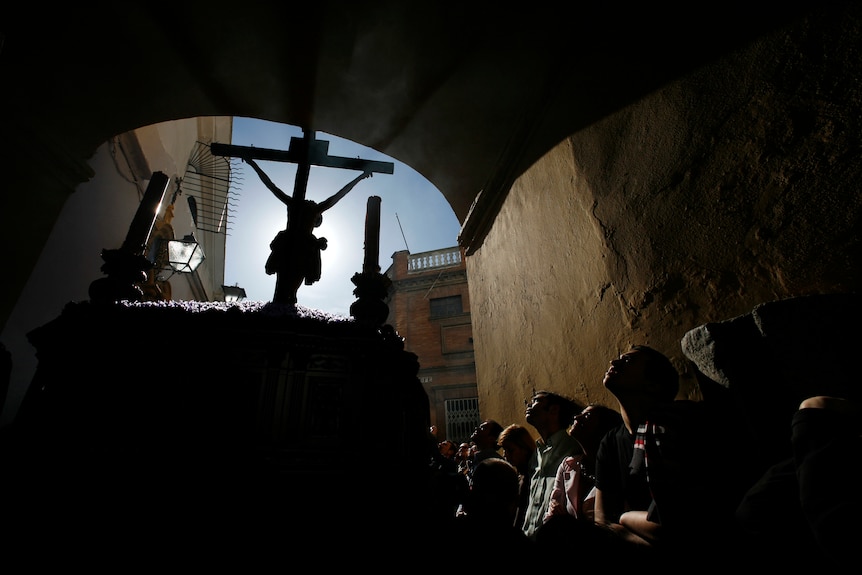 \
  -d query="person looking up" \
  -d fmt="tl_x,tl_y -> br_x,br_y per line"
438,439 -> 458,462
545,403 -> 623,523
454,419 -> 505,517
498,423 -> 538,529
594,344 -> 719,563
470,419 -> 504,469
521,390 -> 583,540
448,458 -> 535,552
594,346 -> 677,548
